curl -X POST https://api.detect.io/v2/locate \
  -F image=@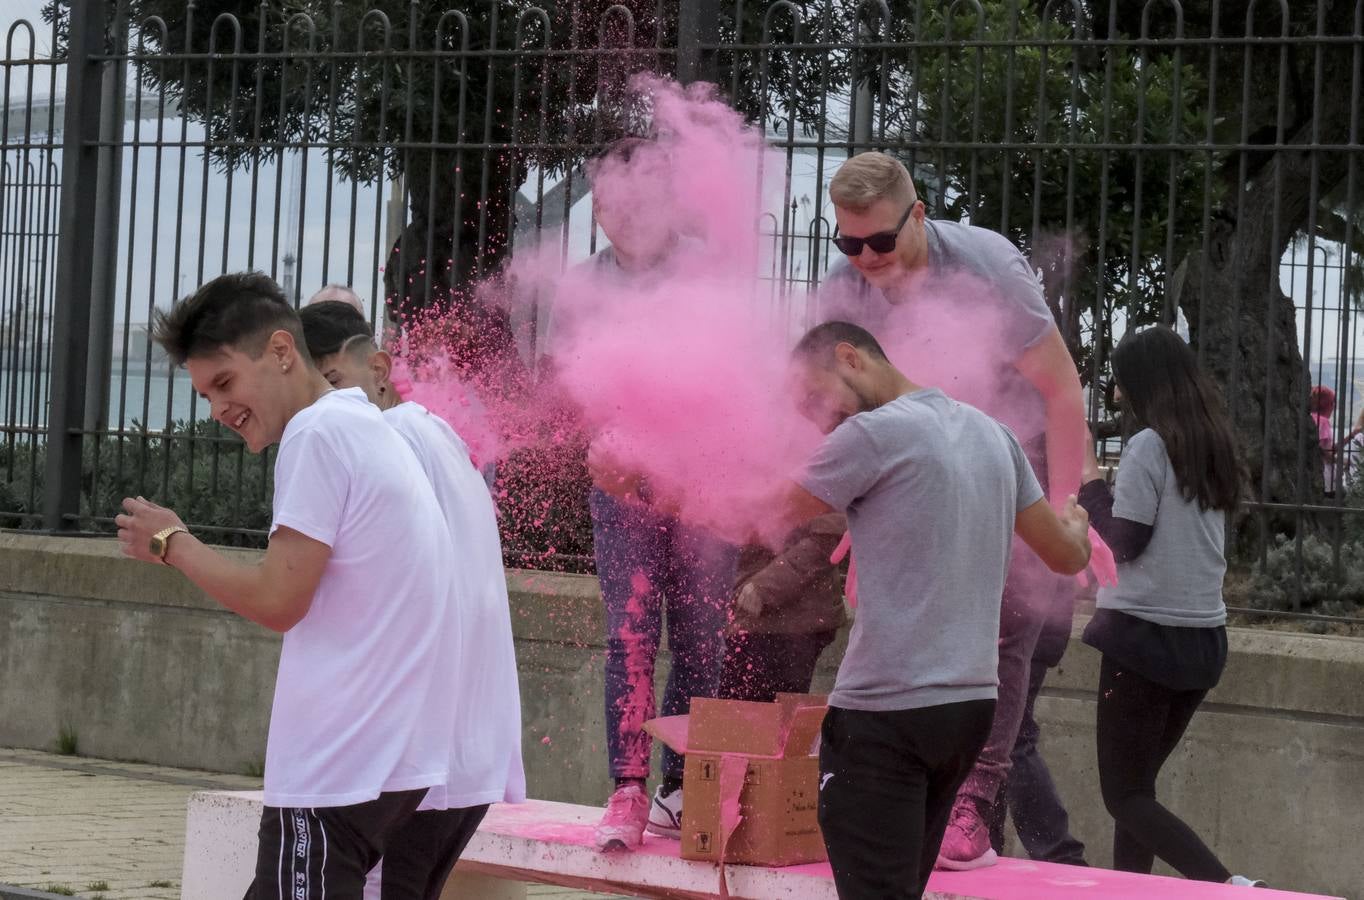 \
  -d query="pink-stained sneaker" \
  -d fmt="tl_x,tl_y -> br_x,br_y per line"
935,801 -> 1000,871
595,784 -> 650,852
